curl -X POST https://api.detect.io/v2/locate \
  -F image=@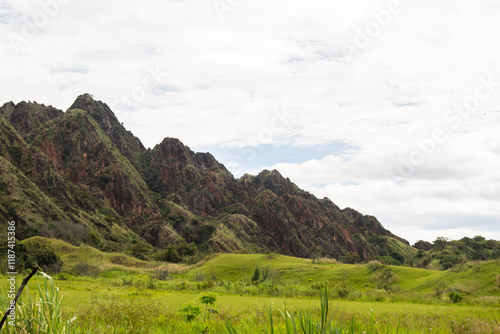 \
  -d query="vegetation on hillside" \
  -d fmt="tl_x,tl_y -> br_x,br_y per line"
413,236 -> 500,270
